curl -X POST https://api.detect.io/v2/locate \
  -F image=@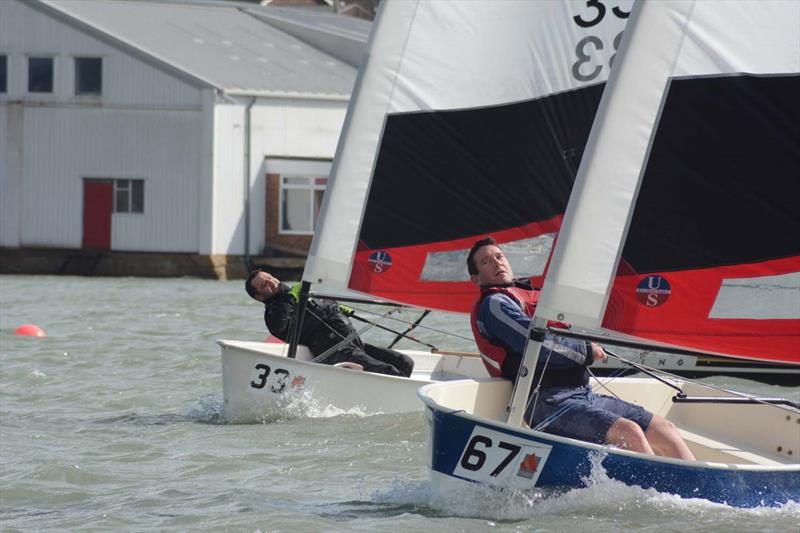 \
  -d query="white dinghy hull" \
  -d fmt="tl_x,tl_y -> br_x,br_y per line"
419,378 -> 800,507
219,339 -> 489,423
